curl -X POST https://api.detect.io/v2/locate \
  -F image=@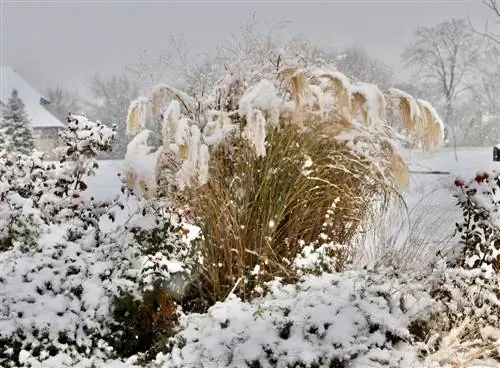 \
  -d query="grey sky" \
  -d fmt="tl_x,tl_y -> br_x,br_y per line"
0,0 -> 496,93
